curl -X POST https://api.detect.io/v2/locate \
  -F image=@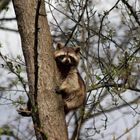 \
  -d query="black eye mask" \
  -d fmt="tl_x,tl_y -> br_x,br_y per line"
58,55 -> 65,60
